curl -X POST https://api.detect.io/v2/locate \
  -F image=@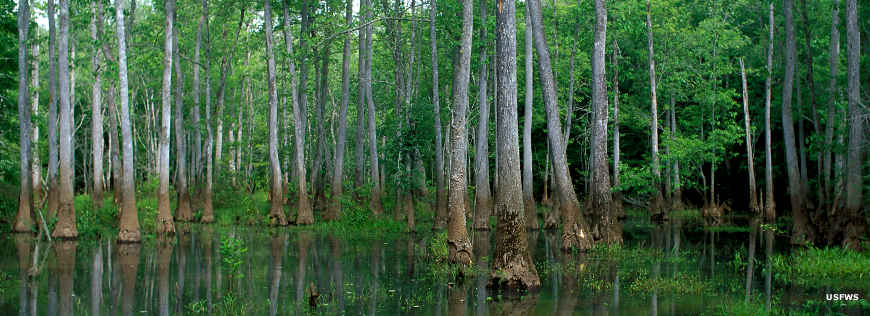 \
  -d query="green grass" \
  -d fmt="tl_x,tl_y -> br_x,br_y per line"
771,247 -> 870,291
